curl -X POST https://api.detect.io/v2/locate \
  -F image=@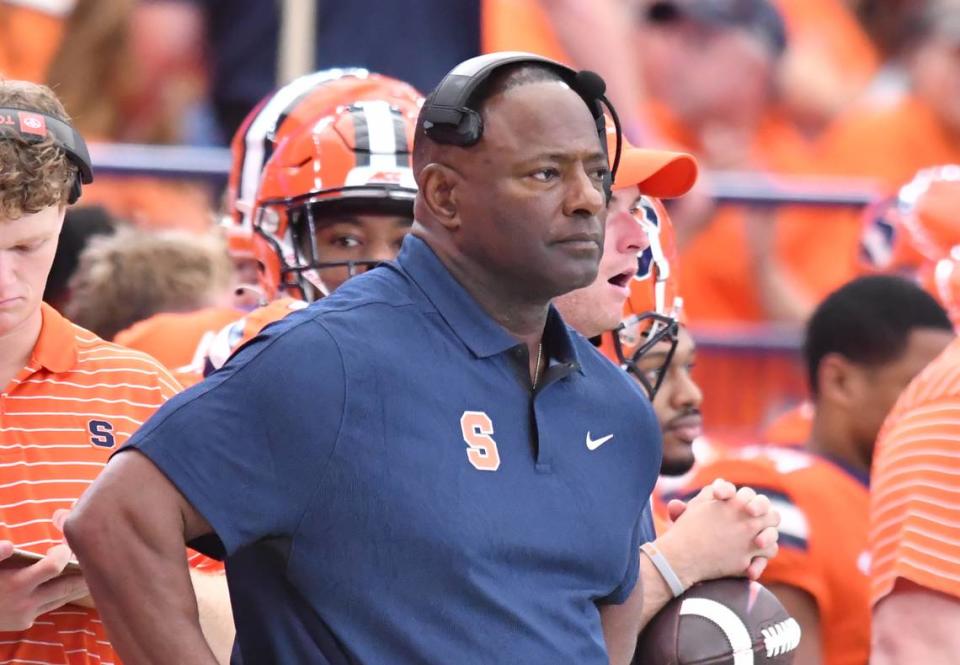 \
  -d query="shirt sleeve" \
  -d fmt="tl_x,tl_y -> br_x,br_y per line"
119,315 -> 346,558
870,393 -> 960,604
598,505 -> 650,606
